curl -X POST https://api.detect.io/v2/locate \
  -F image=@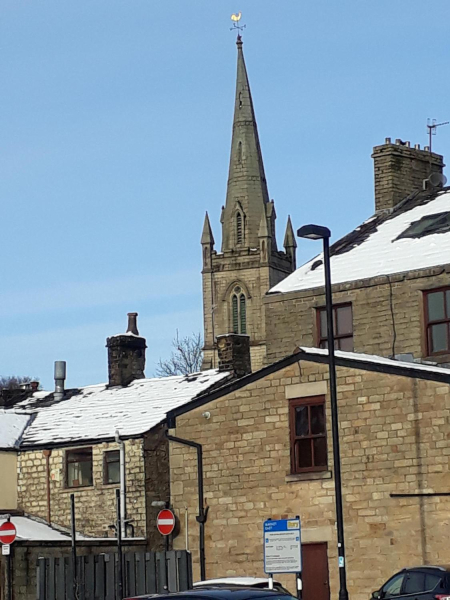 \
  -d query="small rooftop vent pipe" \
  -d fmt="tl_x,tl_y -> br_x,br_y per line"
54,361 -> 66,401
